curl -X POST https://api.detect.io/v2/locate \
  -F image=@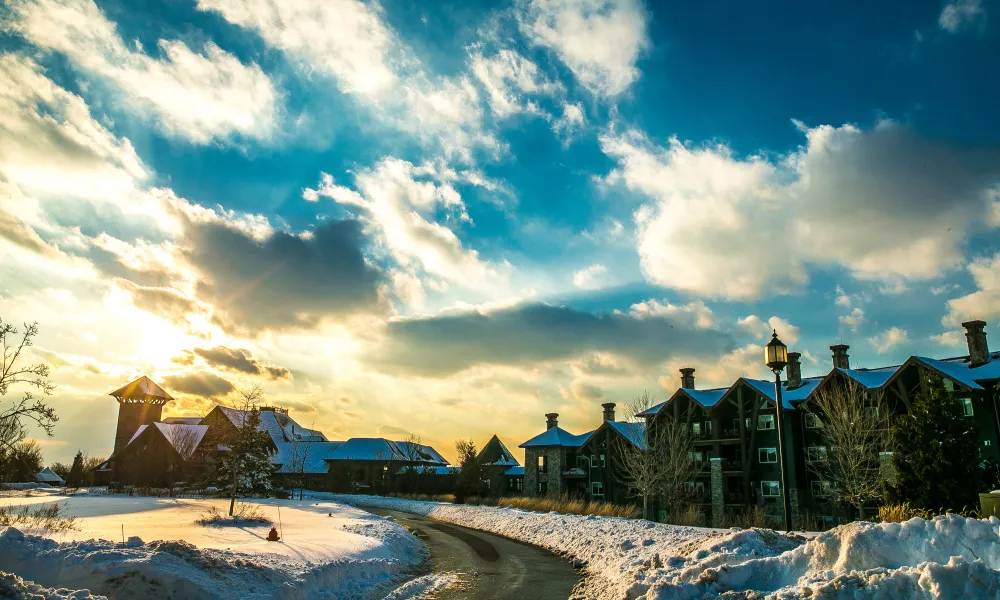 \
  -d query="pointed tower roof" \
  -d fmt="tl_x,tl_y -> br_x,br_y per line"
109,376 -> 173,404
478,434 -> 520,467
